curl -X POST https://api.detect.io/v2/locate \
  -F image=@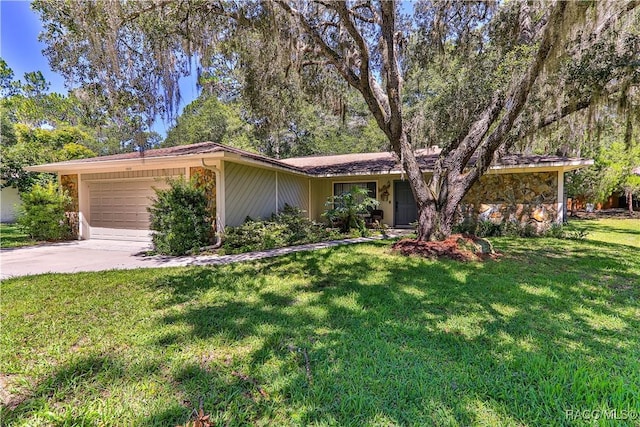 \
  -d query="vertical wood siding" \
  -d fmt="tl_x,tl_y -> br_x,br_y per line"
278,173 -> 309,214
81,168 -> 184,181
225,162 -> 277,226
